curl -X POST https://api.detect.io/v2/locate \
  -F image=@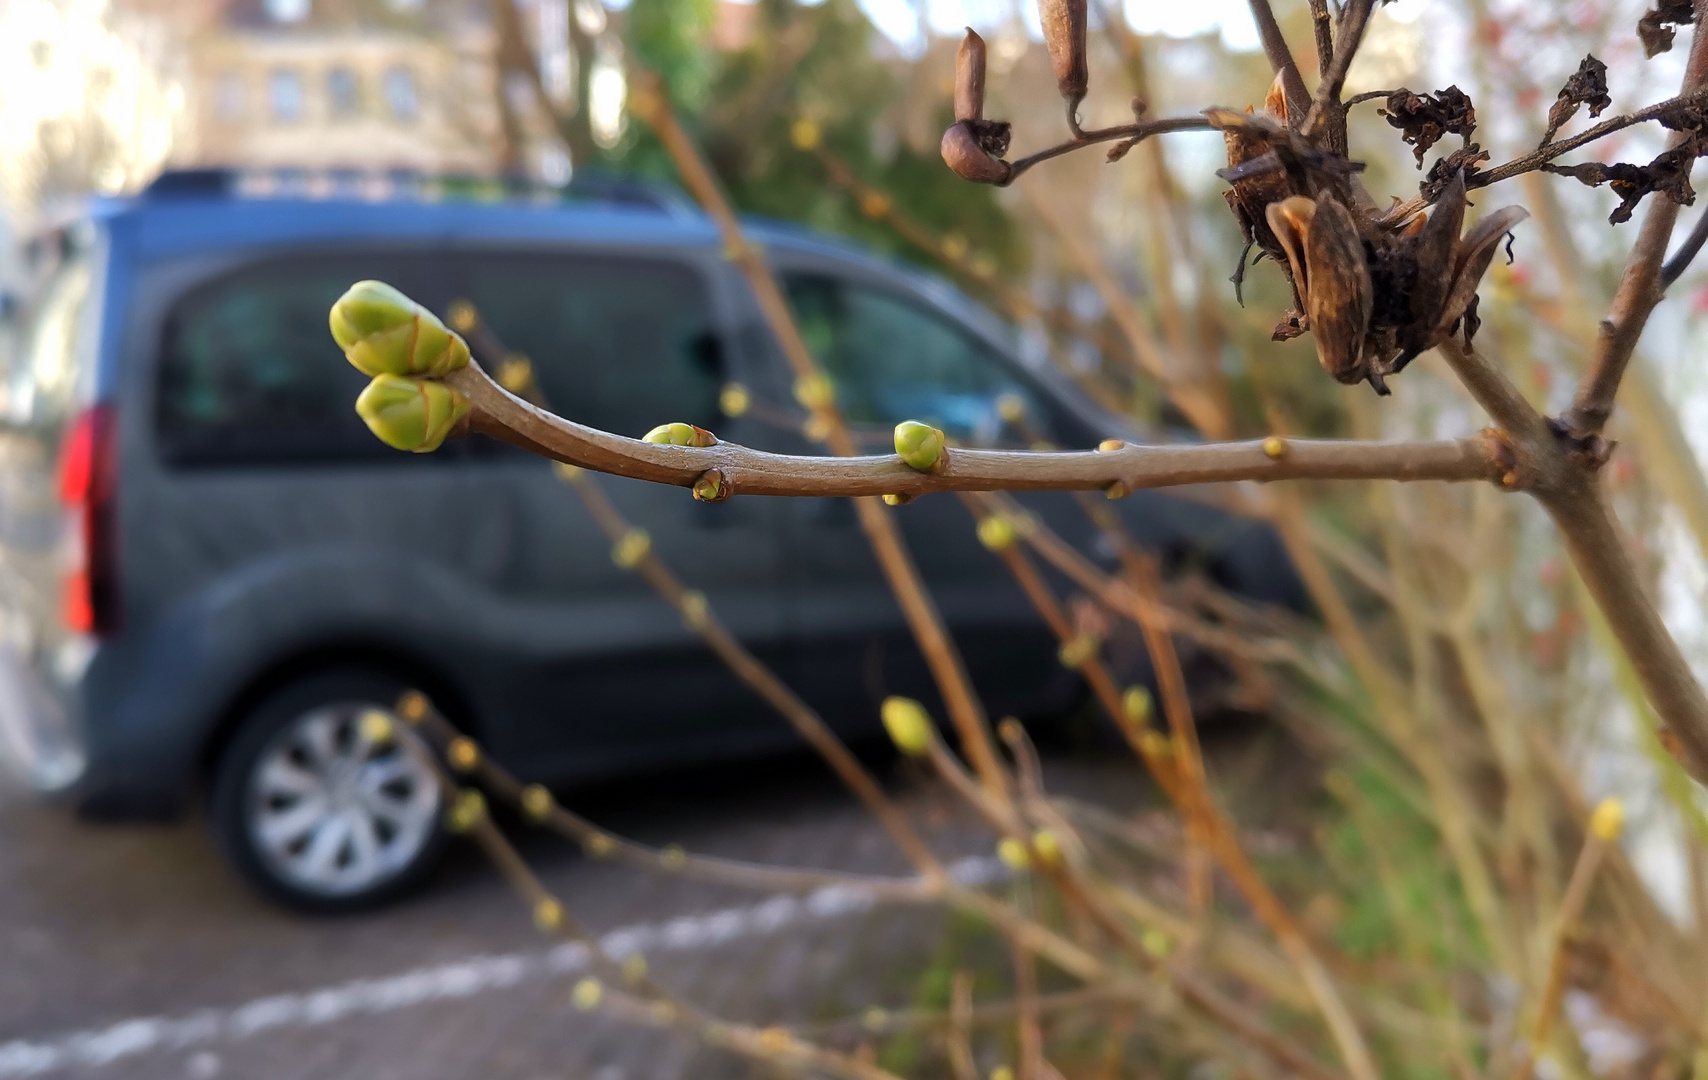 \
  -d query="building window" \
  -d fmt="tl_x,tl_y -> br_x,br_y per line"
264,0 -> 310,22
214,71 -> 244,123
383,65 -> 418,121
269,68 -> 304,123
326,66 -> 359,118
